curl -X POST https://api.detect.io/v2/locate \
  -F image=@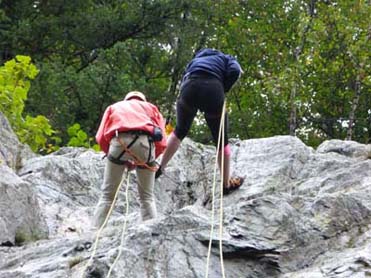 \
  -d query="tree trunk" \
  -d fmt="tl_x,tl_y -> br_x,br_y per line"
346,72 -> 362,140
289,0 -> 316,136
289,61 -> 298,136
